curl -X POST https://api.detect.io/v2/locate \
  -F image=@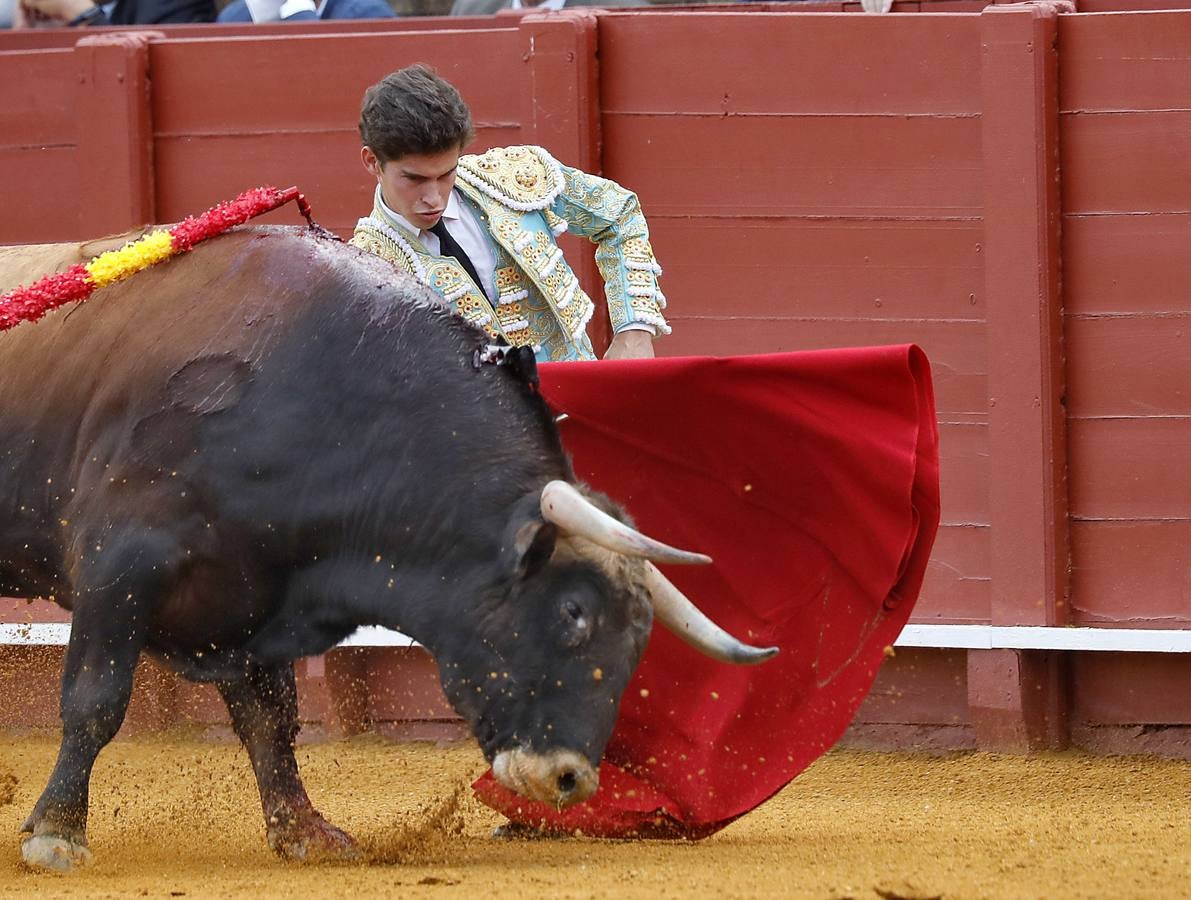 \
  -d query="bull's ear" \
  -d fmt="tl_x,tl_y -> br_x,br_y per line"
511,520 -> 558,579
